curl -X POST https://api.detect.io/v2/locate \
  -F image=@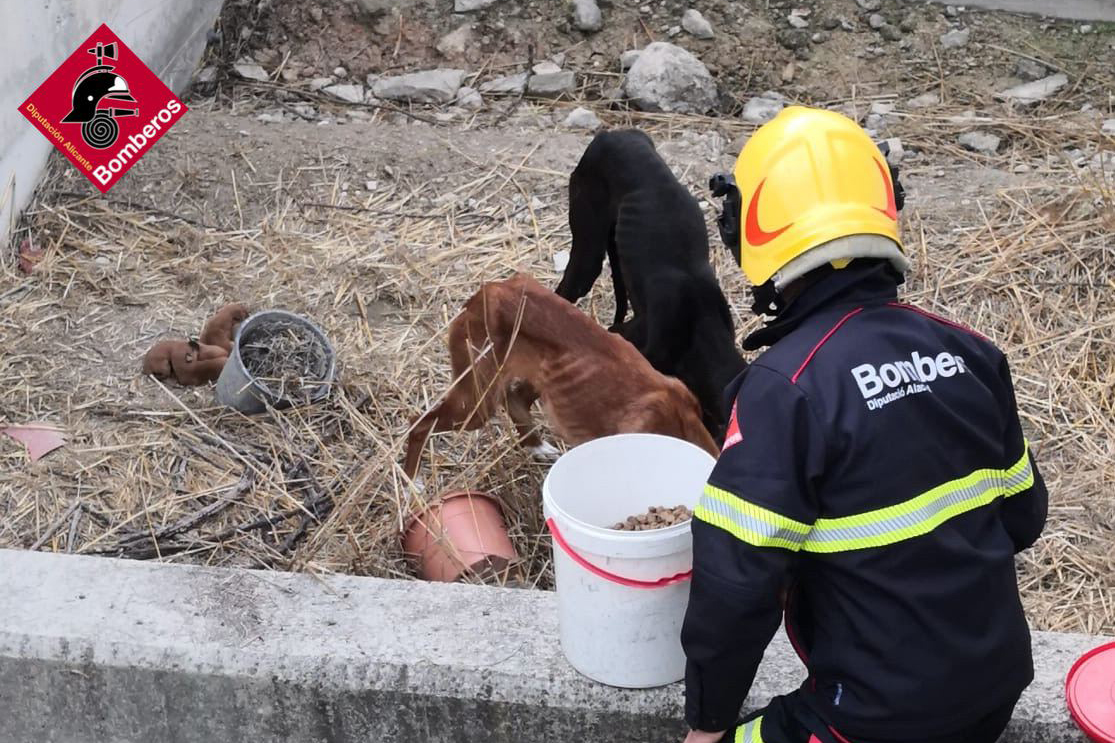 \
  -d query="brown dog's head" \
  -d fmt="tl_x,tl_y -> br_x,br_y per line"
142,340 -> 193,379
220,303 -> 250,326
